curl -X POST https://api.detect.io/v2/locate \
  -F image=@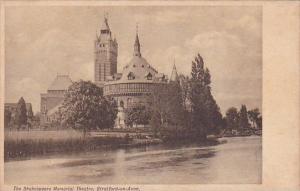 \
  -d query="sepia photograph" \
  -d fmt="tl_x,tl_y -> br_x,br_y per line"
2,2 -> 268,187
